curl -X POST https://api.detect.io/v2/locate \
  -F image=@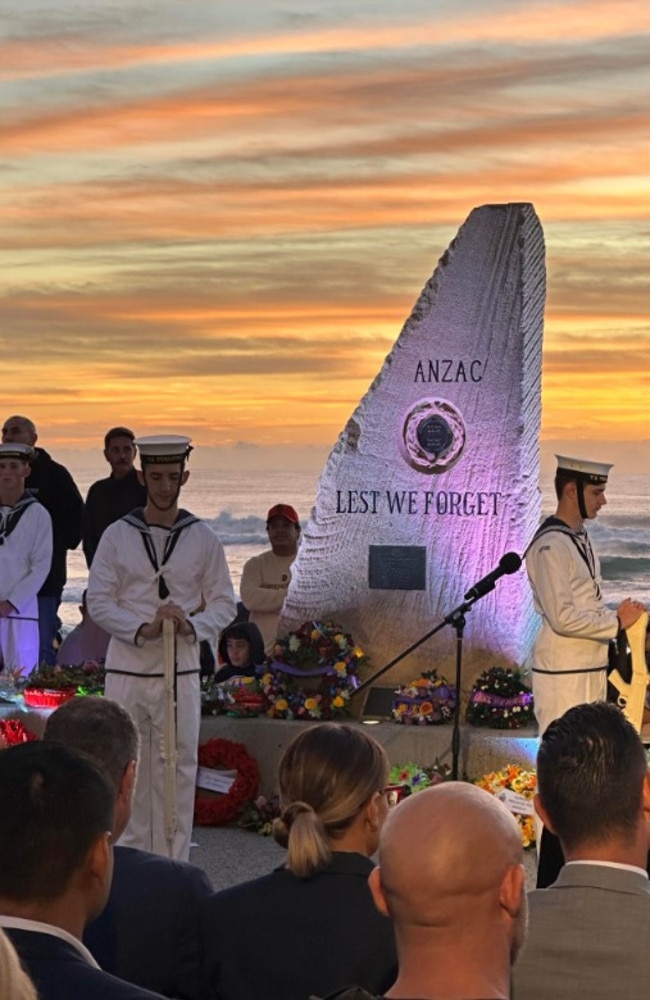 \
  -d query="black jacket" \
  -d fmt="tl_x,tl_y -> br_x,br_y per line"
84,845 -> 213,999
83,468 -> 147,567
26,448 -> 84,595
201,852 -> 397,1000
4,927 -> 163,999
